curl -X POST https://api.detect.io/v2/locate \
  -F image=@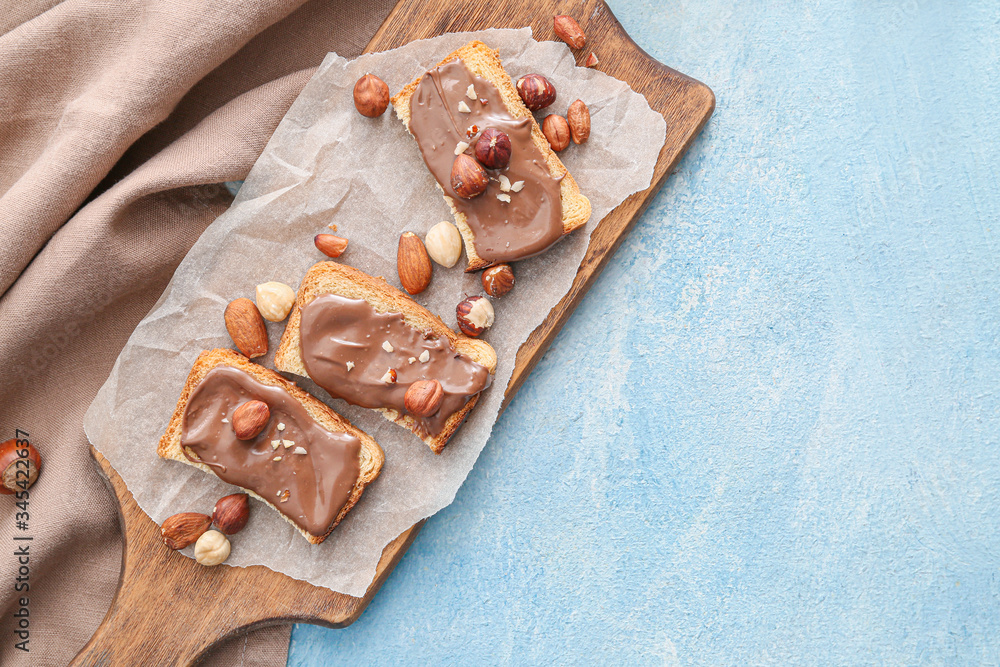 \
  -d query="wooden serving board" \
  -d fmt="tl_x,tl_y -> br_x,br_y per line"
72,1 -> 713,664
